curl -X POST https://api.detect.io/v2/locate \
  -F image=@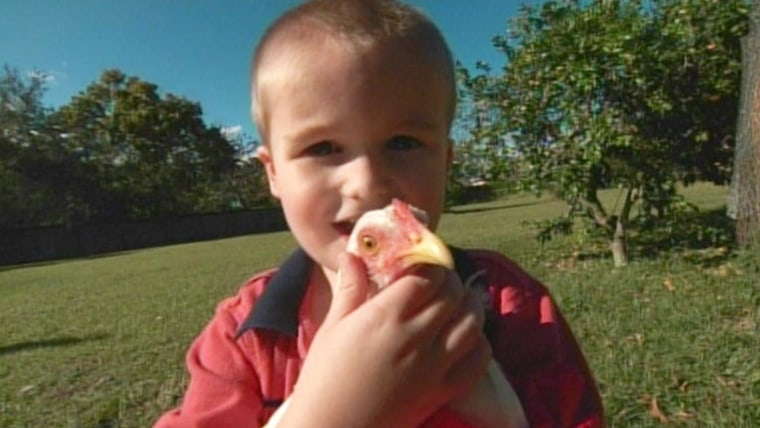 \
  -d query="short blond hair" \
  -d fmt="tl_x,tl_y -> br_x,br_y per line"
251,0 -> 456,144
